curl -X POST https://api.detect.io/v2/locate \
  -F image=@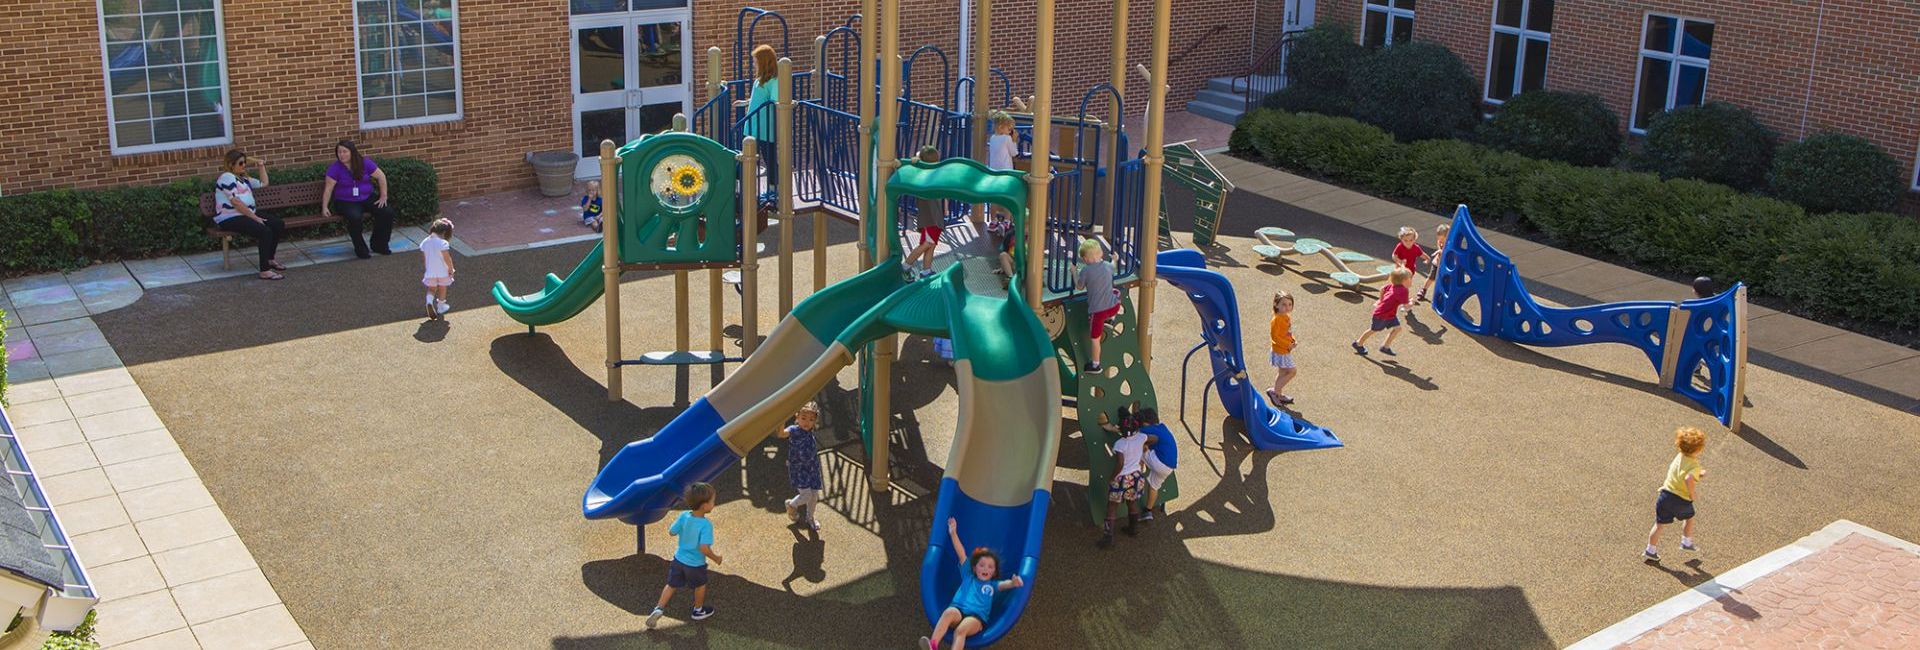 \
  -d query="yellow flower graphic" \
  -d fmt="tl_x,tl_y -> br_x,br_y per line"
668,164 -> 705,197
